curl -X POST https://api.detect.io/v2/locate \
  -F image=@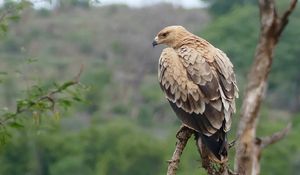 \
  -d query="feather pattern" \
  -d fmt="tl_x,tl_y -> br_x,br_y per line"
158,36 -> 238,135
155,26 -> 238,163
